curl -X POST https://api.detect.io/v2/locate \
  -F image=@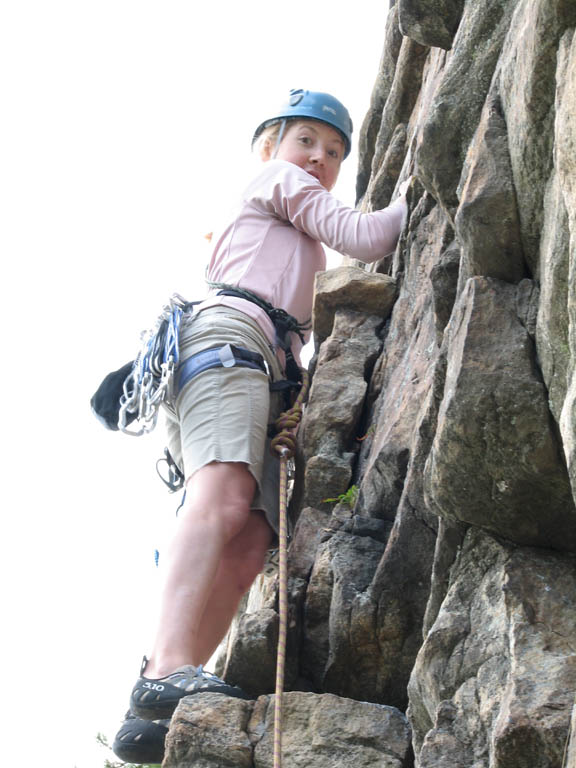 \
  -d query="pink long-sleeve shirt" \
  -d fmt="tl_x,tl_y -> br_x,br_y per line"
198,159 -> 406,363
